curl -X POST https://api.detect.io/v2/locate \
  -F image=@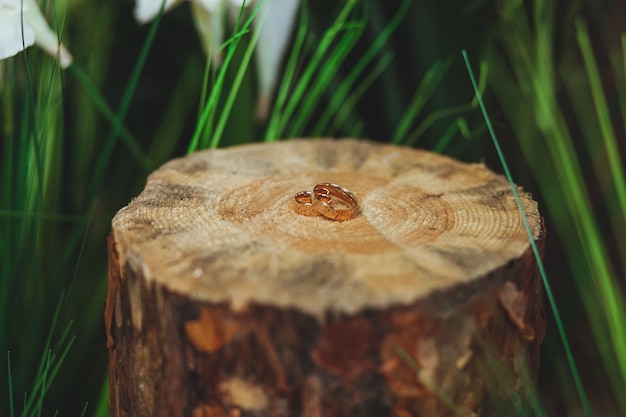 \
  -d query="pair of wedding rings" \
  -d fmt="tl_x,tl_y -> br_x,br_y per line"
294,183 -> 359,221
